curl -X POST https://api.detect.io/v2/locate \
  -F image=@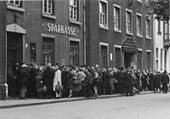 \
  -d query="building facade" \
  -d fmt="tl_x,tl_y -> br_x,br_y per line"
6,0 -> 85,67
86,0 -> 153,70
0,0 -> 85,99
0,0 -> 154,98
153,15 -> 165,72
0,1 -> 7,99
